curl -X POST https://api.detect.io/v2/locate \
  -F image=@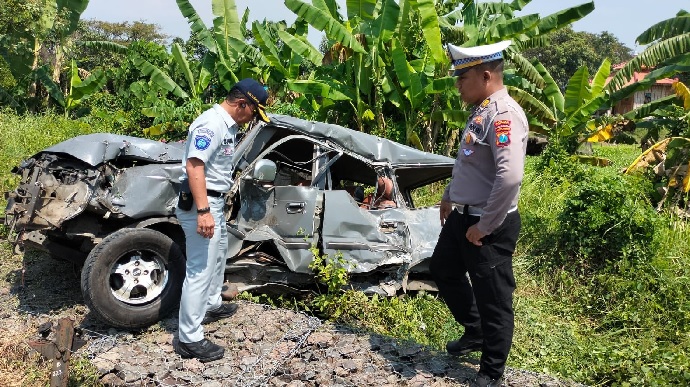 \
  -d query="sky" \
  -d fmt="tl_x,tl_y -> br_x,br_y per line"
81,0 -> 688,52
